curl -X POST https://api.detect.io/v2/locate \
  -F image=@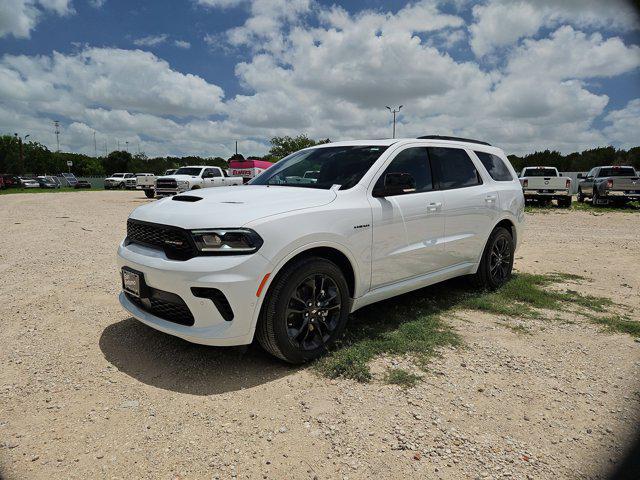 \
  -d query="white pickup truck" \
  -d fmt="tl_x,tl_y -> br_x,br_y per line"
155,166 -> 243,197
519,167 -> 572,207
